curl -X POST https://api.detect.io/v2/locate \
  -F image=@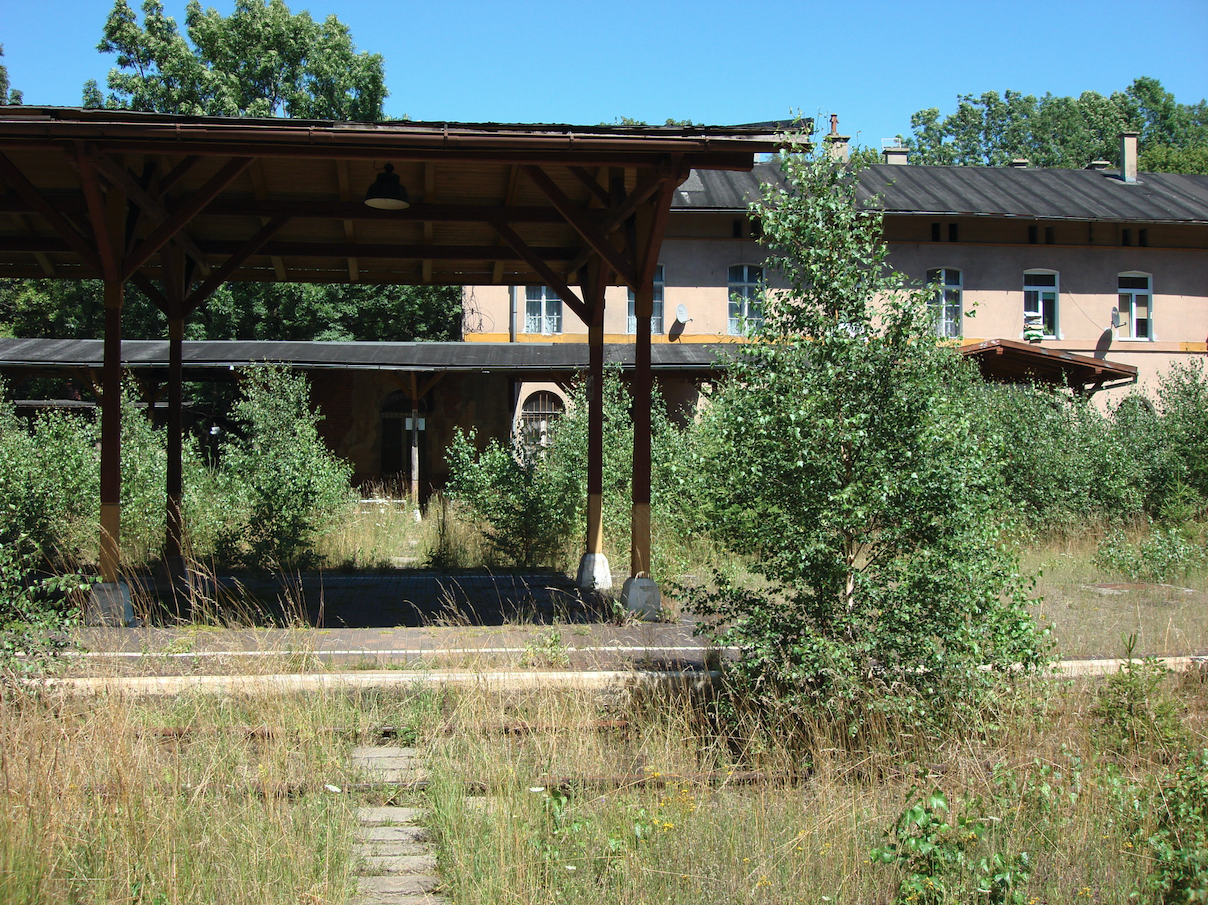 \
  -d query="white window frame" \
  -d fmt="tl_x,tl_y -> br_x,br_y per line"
627,264 -> 665,334
728,264 -> 763,335
926,267 -> 963,338
1117,272 -> 1153,341
524,285 -> 562,335
1023,270 -> 1060,340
